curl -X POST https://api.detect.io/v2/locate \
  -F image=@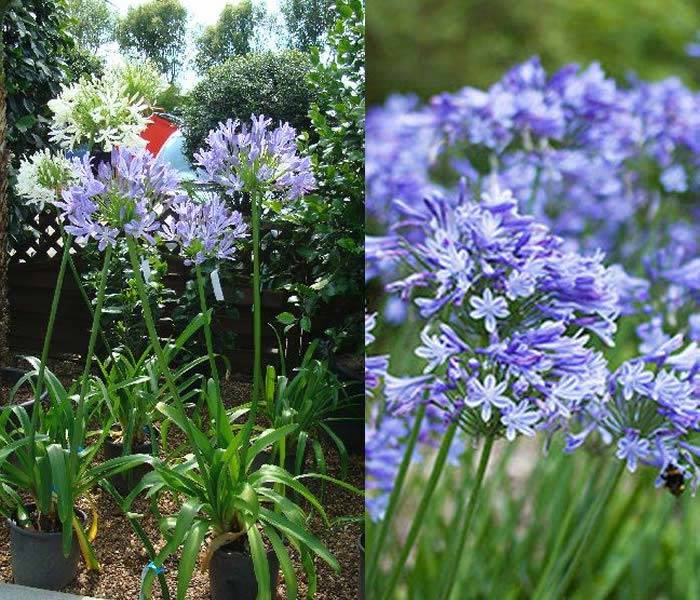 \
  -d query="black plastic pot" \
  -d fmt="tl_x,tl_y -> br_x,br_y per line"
7,505 -> 86,590
209,544 -> 279,600
104,426 -> 153,495
359,532 -> 365,600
